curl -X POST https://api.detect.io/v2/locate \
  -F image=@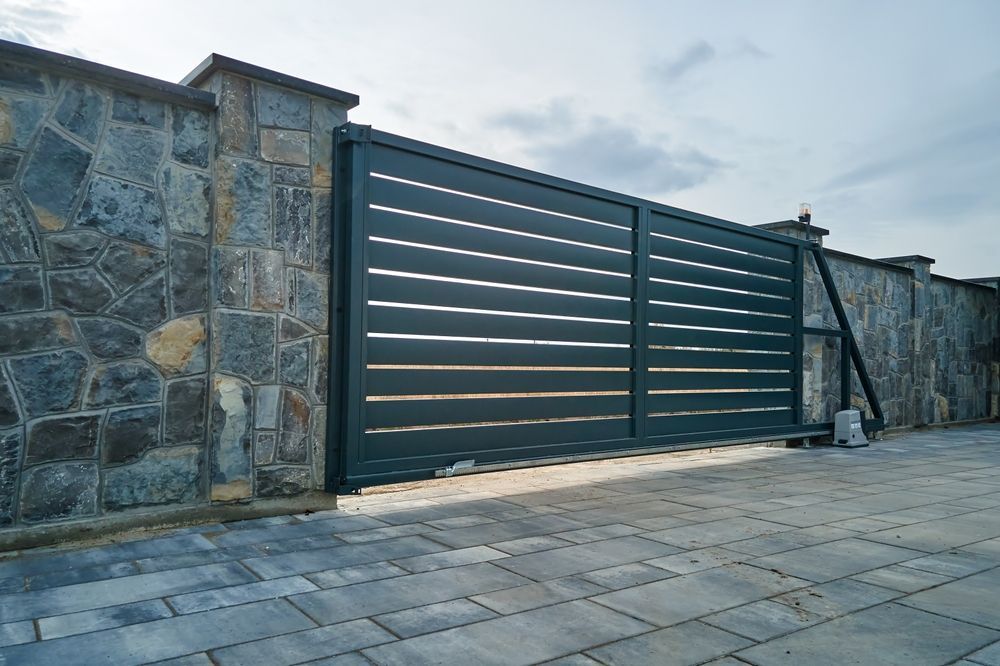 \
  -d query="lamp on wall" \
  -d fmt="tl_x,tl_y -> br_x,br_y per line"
798,202 -> 812,236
